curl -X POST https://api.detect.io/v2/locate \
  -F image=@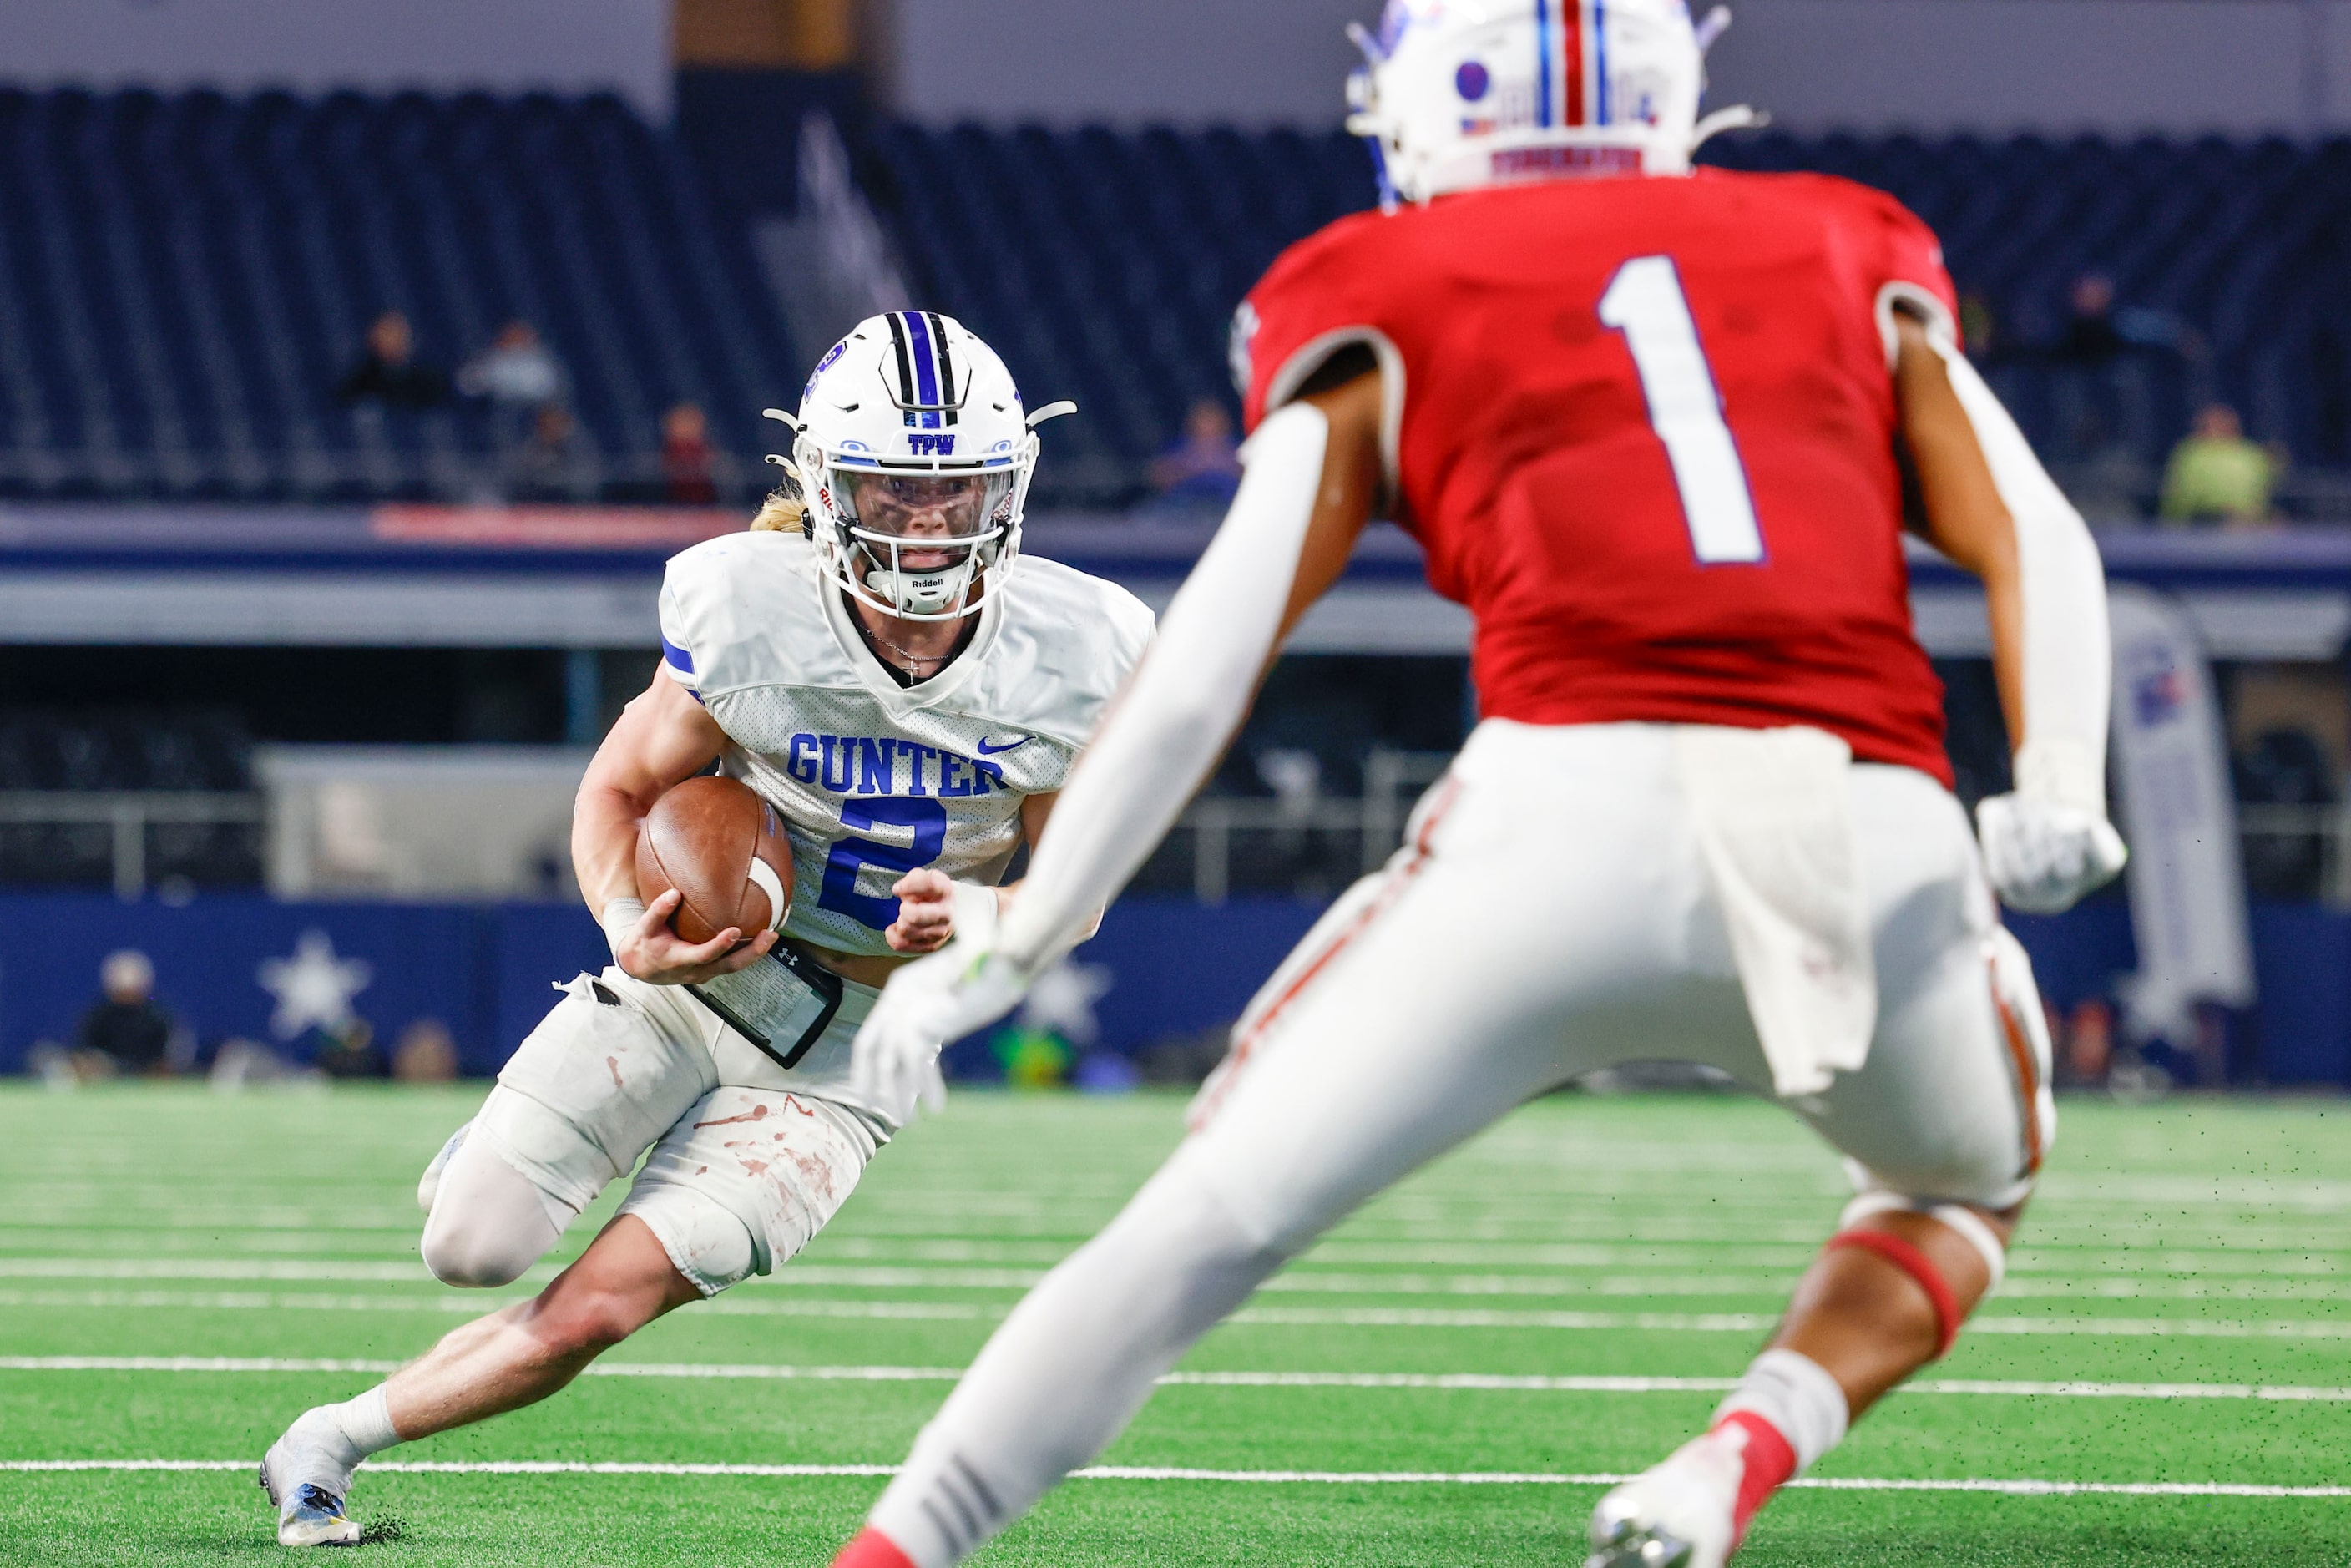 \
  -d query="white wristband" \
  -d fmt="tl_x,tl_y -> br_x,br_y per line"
2013,737 -> 2106,816
949,881 -> 1000,949
600,898 -> 645,960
